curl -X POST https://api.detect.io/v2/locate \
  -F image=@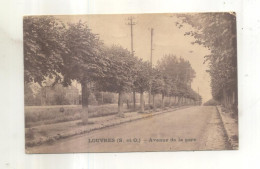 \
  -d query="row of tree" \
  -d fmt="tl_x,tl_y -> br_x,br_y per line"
24,16 -> 201,124
177,13 -> 238,112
